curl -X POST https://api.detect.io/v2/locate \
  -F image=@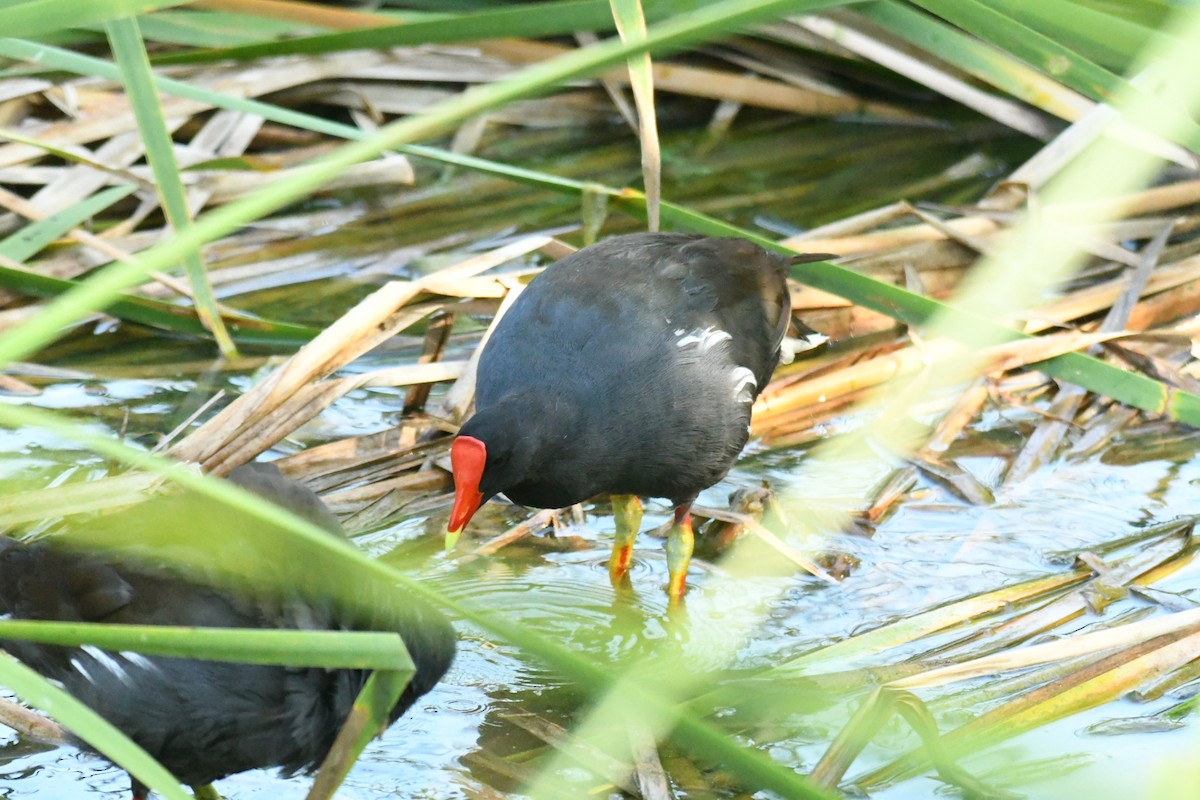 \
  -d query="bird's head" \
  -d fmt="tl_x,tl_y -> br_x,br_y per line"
446,413 -> 537,548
